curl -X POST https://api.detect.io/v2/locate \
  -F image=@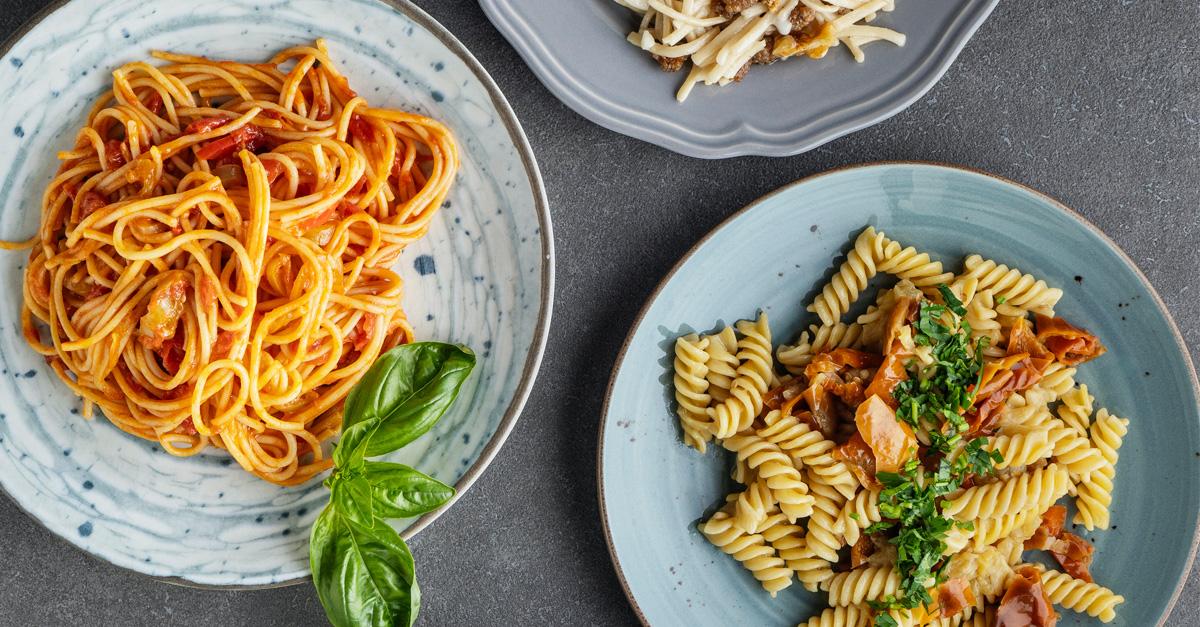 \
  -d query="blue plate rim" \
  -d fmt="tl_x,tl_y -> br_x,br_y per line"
0,0 -> 555,590
479,1 -> 999,159
595,160 -> 1200,625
